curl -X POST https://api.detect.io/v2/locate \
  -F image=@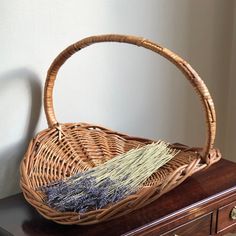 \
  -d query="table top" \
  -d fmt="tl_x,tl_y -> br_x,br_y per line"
1,159 -> 236,236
